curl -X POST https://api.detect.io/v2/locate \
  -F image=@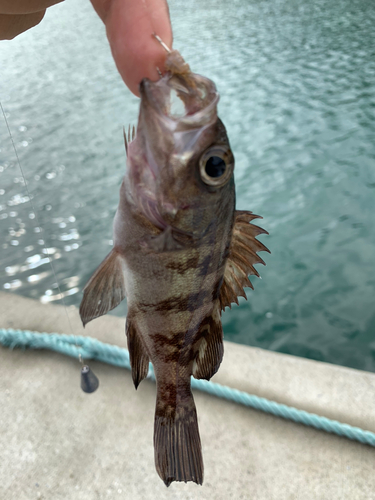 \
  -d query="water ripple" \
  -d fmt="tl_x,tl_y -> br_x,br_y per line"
0,0 -> 374,372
